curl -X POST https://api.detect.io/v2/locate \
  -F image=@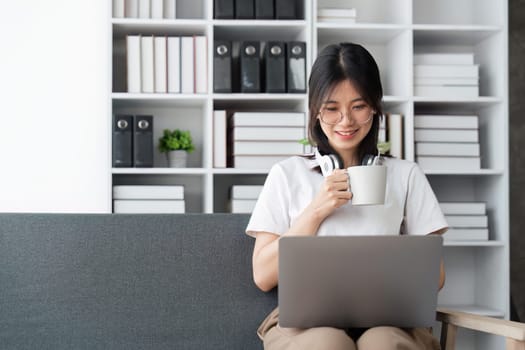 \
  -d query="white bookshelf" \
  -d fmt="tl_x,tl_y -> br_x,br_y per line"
111,1 -> 509,348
